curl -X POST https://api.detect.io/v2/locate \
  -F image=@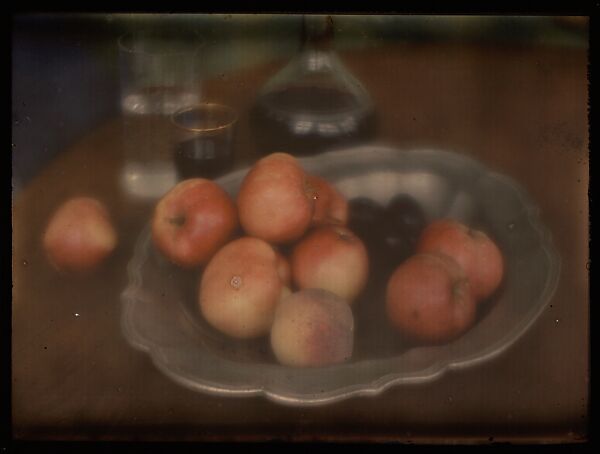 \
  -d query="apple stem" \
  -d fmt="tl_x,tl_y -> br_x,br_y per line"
336,229 -> 355,243
304,180 -> 318,200
452,279 -> 470,300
